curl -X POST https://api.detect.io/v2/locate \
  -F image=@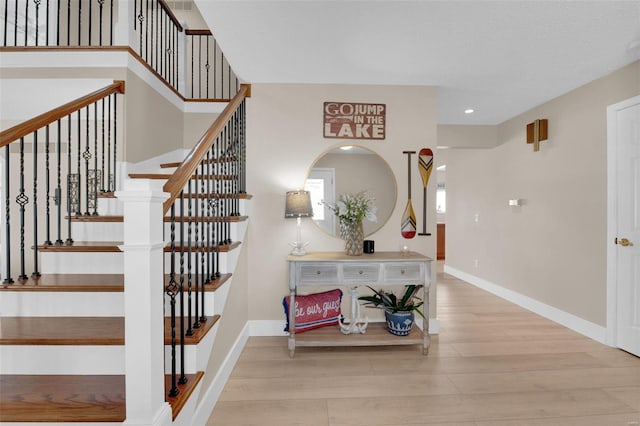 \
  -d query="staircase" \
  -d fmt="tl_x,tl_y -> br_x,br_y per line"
0,84 -> 251,424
